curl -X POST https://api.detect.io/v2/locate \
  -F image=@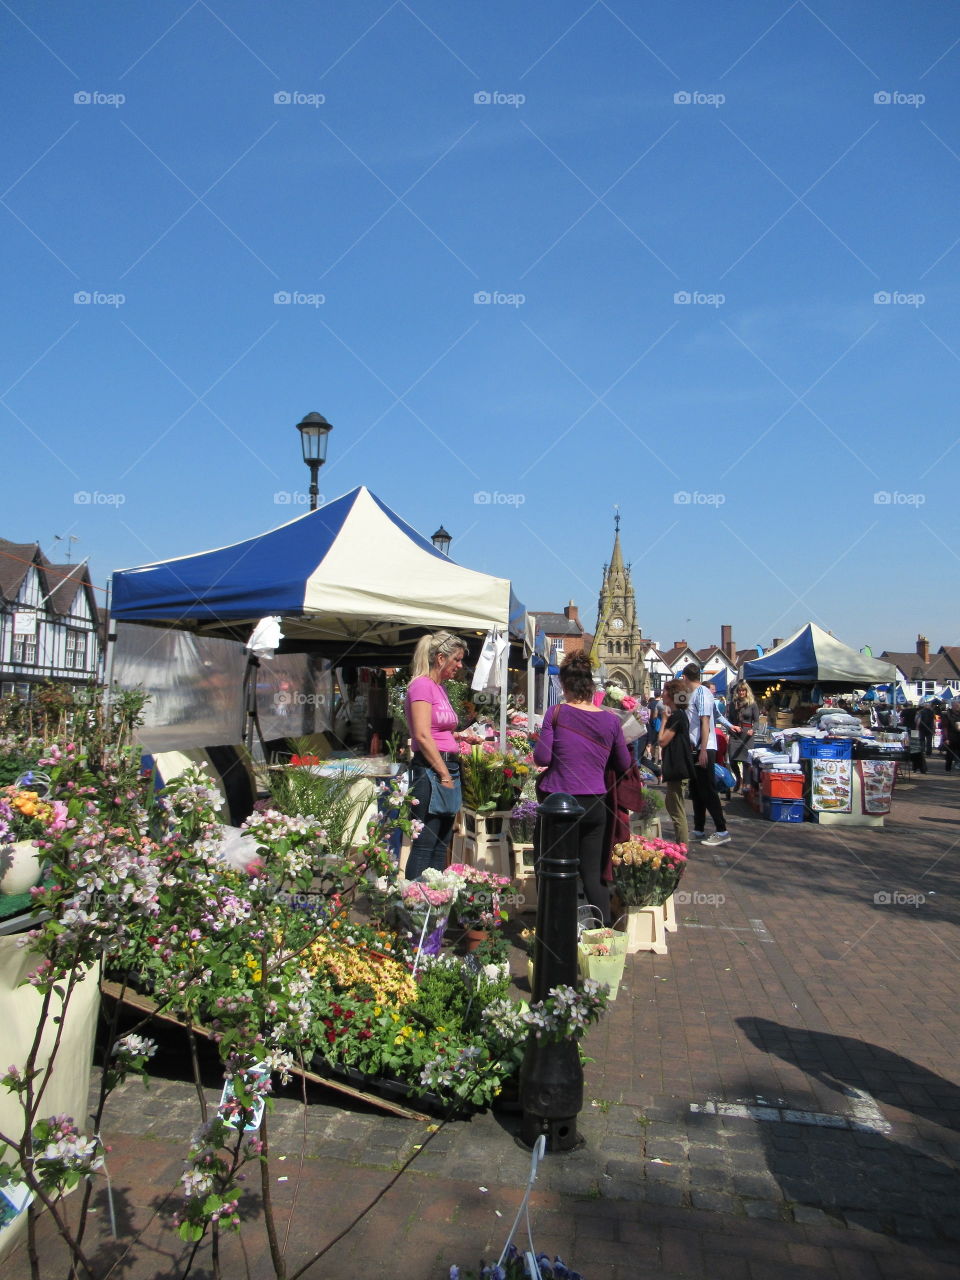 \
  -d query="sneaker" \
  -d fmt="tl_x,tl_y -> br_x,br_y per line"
702,831 -> 732,846
691,830 -> 706,840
